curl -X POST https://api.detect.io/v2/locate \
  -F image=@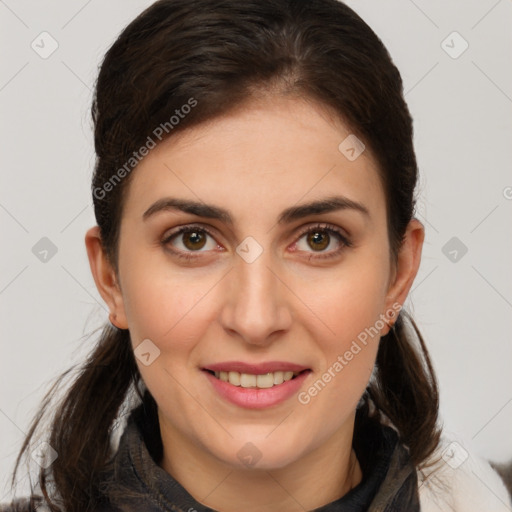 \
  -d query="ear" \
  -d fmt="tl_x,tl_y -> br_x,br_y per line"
85,226 -> 128,329
381,218 -> 424,335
